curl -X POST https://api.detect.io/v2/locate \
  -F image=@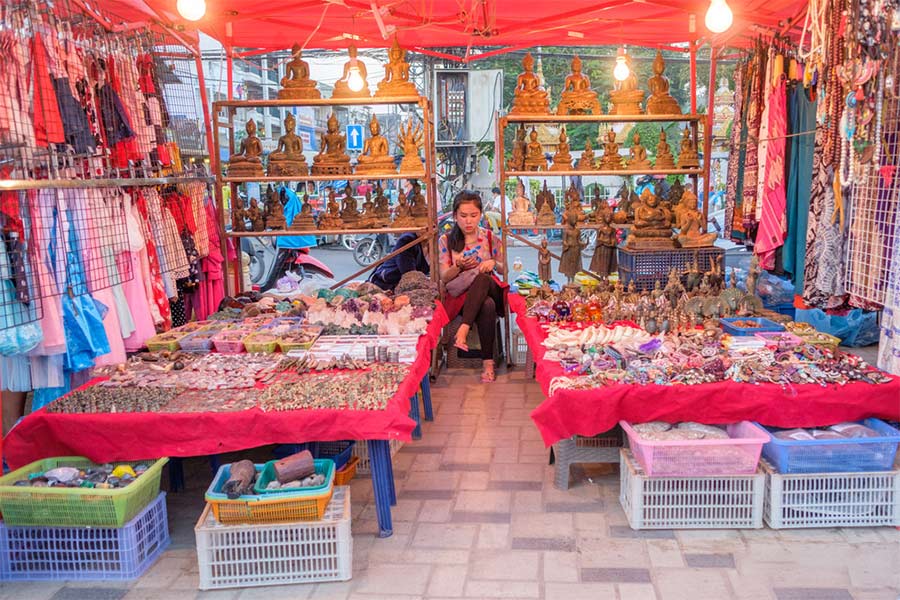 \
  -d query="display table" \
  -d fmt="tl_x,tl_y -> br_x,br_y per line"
509,294 -> 900,447
4,303 -> 449,538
